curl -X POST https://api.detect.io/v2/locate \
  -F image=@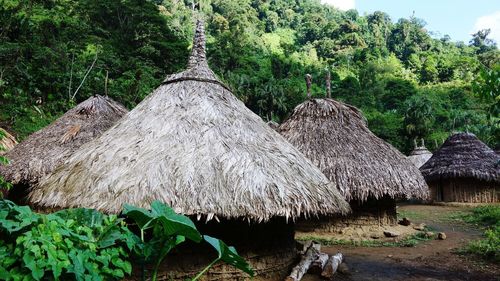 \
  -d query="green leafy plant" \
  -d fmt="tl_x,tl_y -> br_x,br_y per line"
0,200 -> 254,280
0,130 -> 12,198
122,201 -> 254,281
458,205 -> 500,262
0,200 -> 133,280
